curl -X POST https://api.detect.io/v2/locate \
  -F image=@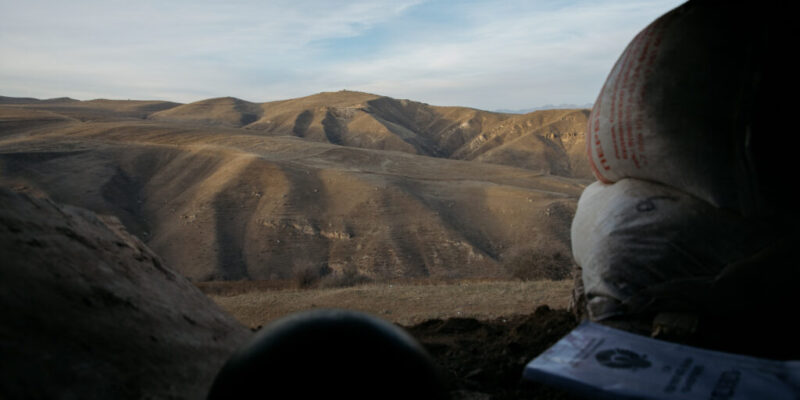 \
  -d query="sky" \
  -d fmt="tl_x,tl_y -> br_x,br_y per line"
0,0 -> 685,111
